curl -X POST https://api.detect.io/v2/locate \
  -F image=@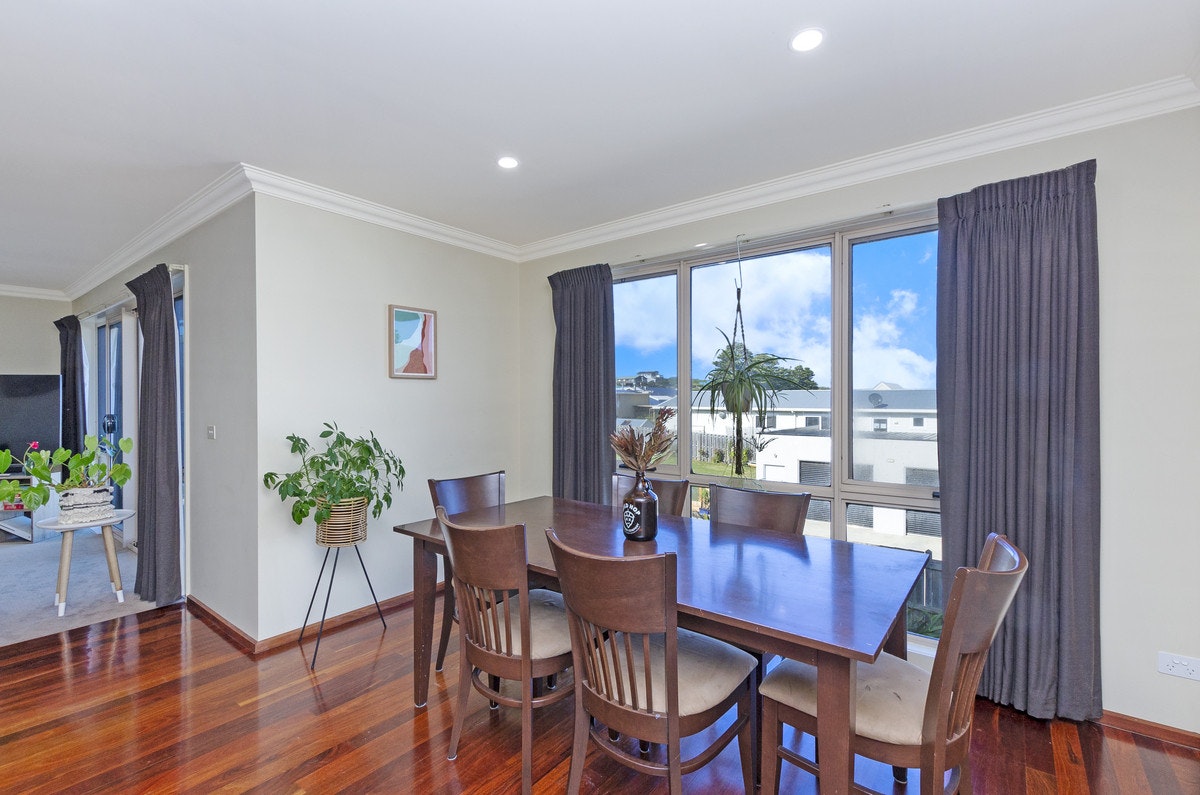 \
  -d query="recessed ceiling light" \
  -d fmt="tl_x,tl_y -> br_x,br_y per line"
694,243 -> 708,248
790,28 -> 824,52
498,156 -> 519,169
